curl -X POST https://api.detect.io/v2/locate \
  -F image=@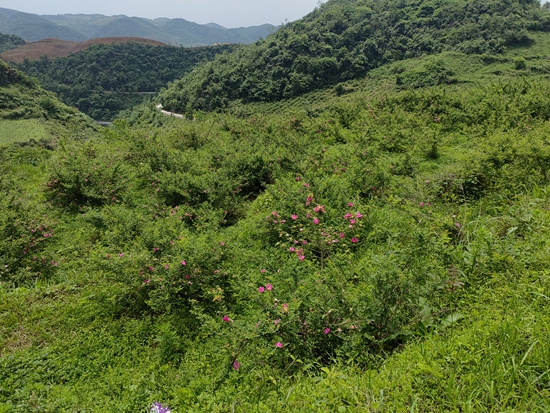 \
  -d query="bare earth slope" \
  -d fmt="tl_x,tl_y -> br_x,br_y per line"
0,37 -> 166,62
